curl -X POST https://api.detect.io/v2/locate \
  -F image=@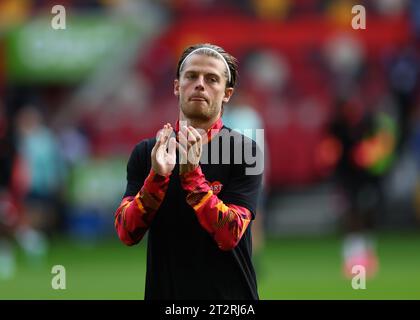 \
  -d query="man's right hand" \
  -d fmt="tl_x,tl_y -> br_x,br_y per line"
151,123 -> 176,176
